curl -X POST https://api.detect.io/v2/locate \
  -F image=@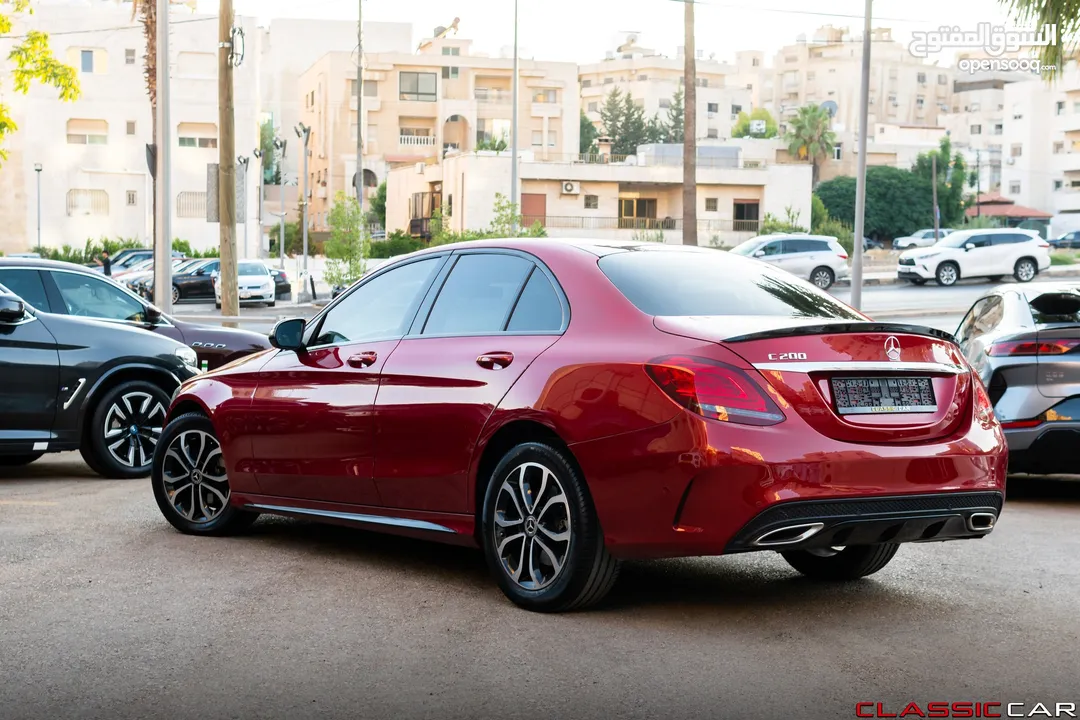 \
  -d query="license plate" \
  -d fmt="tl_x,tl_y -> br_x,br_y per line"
240,291 -> 251,299
831,377 -> 937,415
